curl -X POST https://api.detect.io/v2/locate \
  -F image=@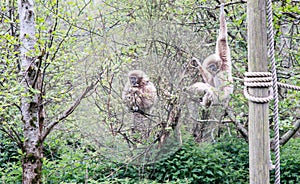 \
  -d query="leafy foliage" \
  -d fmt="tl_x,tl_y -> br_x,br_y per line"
271,138 -> 300,183
0,0 -> 299,183
1,131 -> 300,183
